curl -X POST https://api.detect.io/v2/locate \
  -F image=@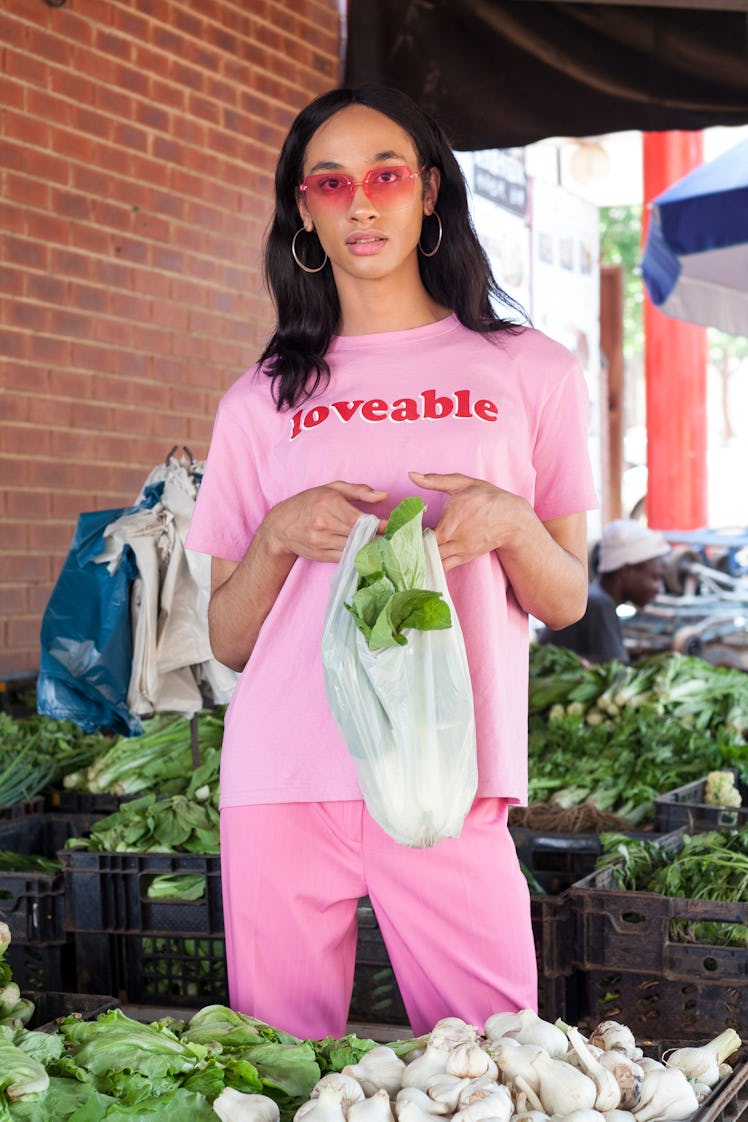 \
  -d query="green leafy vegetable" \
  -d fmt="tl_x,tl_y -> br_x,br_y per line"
345,497 -> 451,650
